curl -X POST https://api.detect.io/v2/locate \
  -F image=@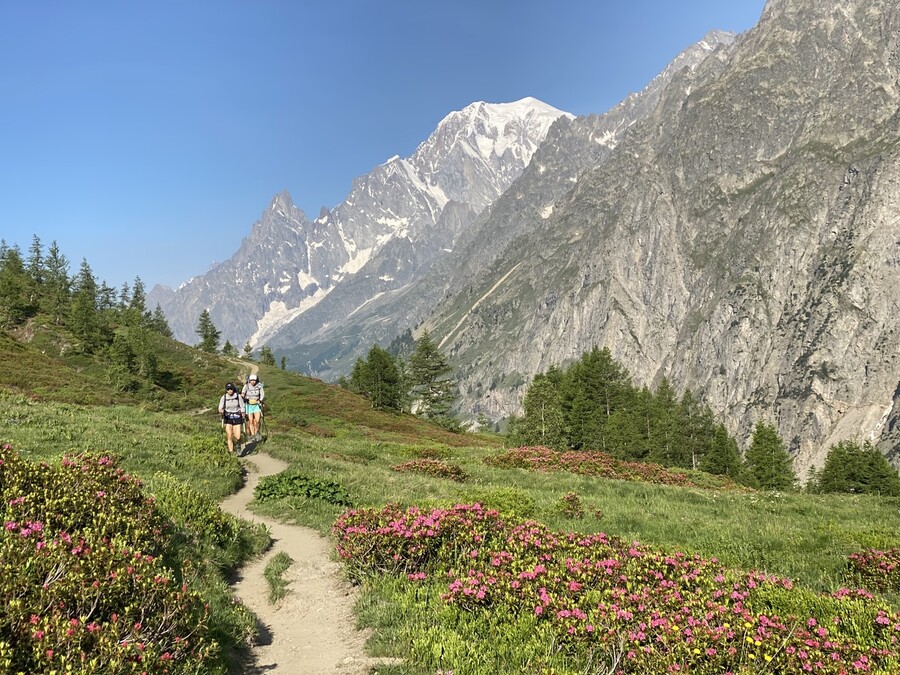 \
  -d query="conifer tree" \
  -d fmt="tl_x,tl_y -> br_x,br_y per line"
124,276 -> 148,326
150,304 -> 173,337
41,241 -> 70,325
814,440 -> 900,496
700,423 -> 744,478
221,340 -> 238,357
647,378 -> 681,466
0,244 -> 30,326
259,346 -> 276,366
560,347 -> 630,450
408,329 -> 457,425
70,258 -> 103,352
744,421 -> 795,490
350,344 -> 404,411
195,309 -> 220,353
512,369 -> 565,448
25,234 -> 43,306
